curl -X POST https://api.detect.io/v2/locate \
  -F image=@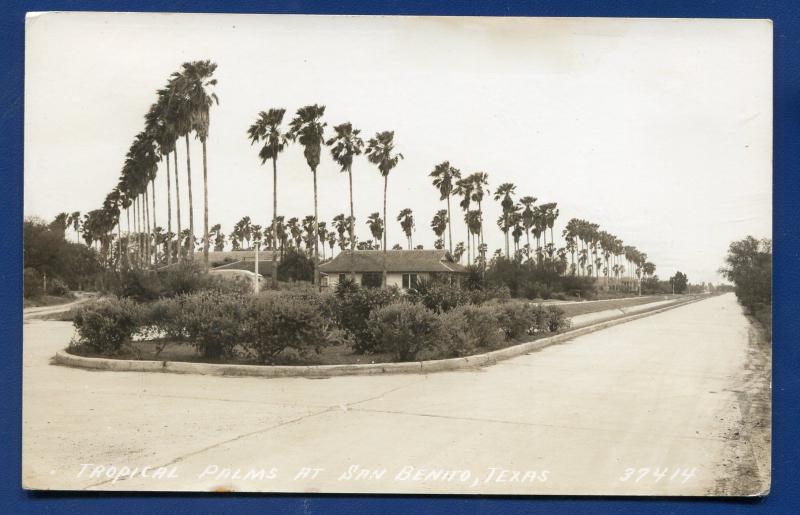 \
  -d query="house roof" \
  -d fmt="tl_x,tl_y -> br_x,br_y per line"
319,250 -> 468,274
